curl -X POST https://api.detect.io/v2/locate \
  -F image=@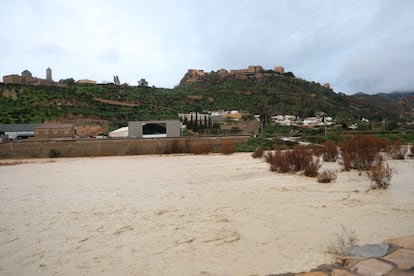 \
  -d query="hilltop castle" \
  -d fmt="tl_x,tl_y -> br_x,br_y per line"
180,65 -> 331,89
180,65 -> 290,84
3,68 -> 54,86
